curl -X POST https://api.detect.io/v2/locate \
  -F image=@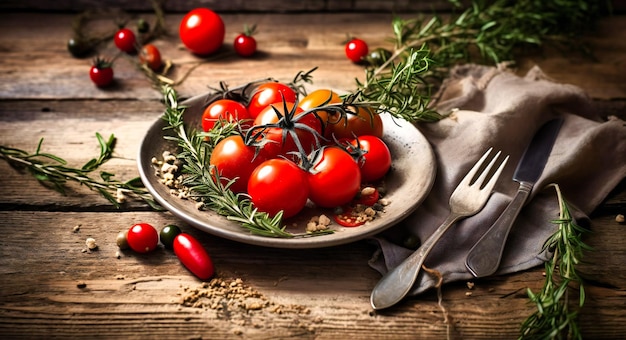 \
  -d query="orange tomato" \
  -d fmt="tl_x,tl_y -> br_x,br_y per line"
330,105 -> 383,140
139,44 -> 162,71
299,89 -> 342,139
